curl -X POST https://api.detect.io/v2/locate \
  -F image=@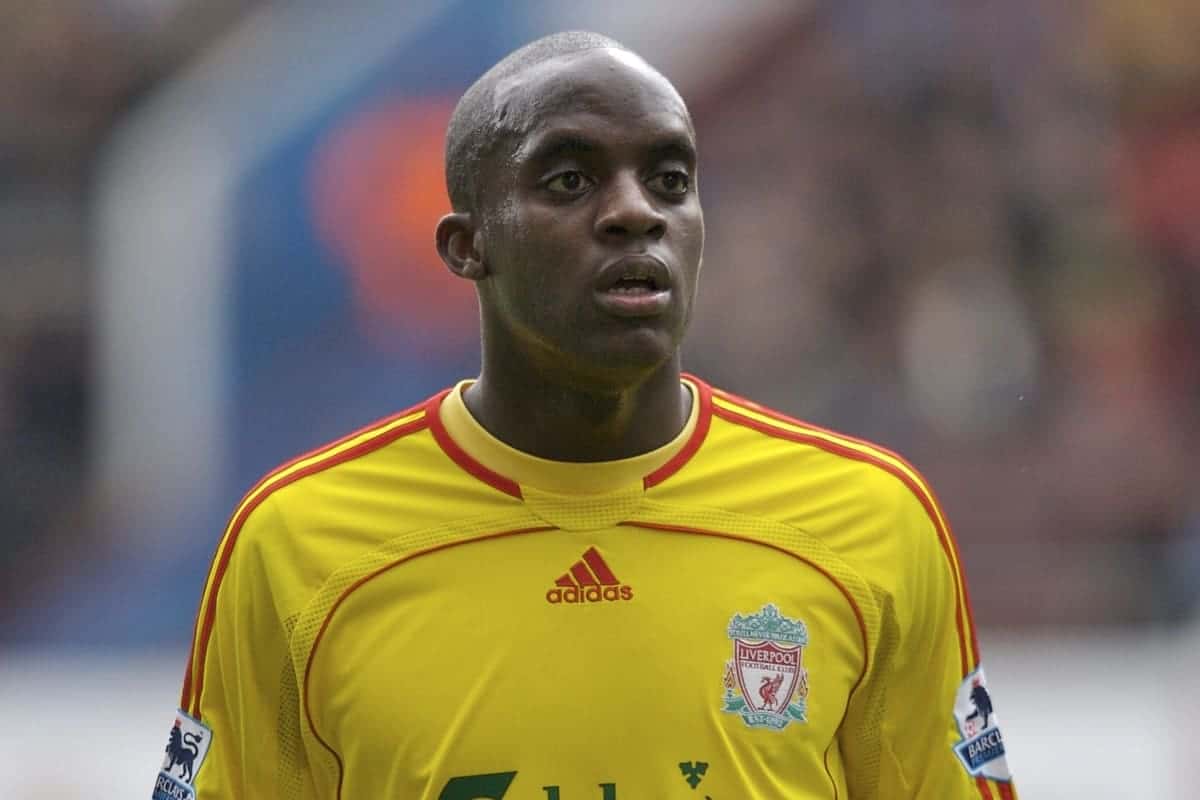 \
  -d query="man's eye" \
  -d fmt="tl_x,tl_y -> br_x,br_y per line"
649,171 -> 690,195
545,171 -> 591,194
